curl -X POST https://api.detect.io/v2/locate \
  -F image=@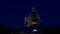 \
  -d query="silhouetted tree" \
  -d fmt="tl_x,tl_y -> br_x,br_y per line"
8,28 -> 15,34
52,27 -> 60,34
0,24 -> 5,34
43,25 -> 52,34
43,25 -> 60,34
